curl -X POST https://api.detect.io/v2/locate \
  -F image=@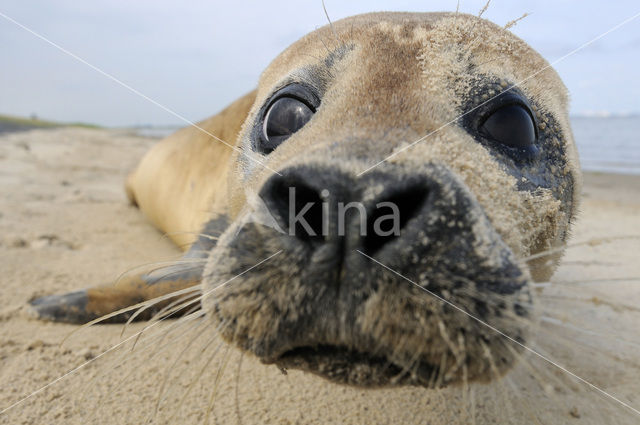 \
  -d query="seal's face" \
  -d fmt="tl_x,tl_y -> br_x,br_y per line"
202,12 -> 580,387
